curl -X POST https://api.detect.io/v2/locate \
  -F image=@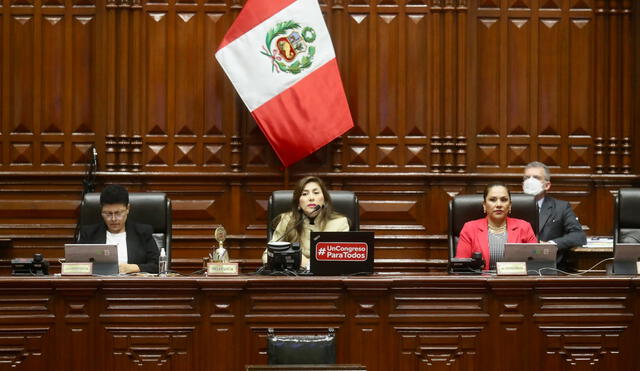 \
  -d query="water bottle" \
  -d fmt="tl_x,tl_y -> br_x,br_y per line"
159,248 -> 168,277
